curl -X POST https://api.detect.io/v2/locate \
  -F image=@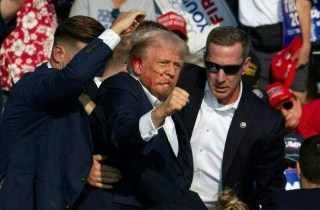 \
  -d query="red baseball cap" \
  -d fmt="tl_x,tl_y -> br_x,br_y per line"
271,36 -> 302,87
157,11 -> 187,37
265,82 -> 295,108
